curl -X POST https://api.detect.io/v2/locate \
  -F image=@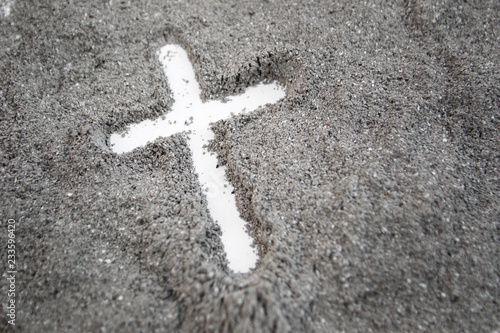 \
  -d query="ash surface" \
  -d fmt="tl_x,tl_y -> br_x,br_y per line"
0,1 -> 499,332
